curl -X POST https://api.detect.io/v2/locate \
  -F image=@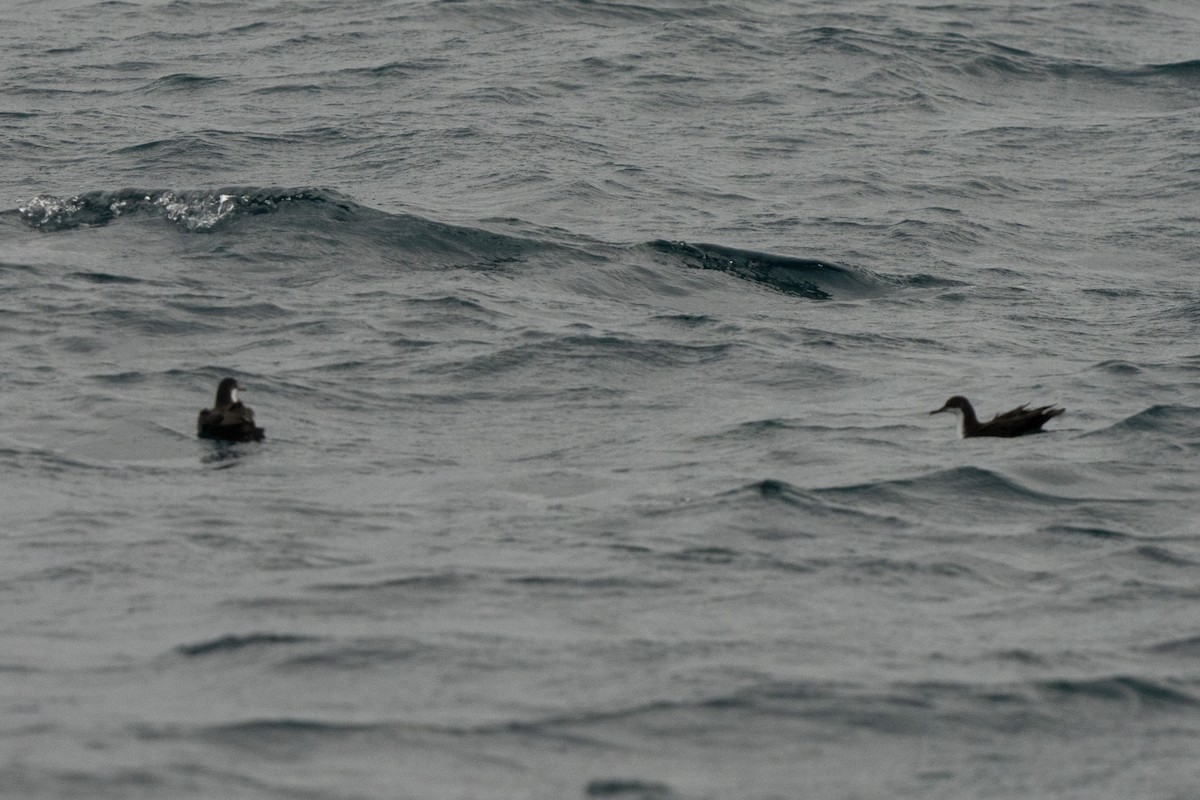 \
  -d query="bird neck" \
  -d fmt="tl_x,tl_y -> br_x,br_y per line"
958,402 -> 981,435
